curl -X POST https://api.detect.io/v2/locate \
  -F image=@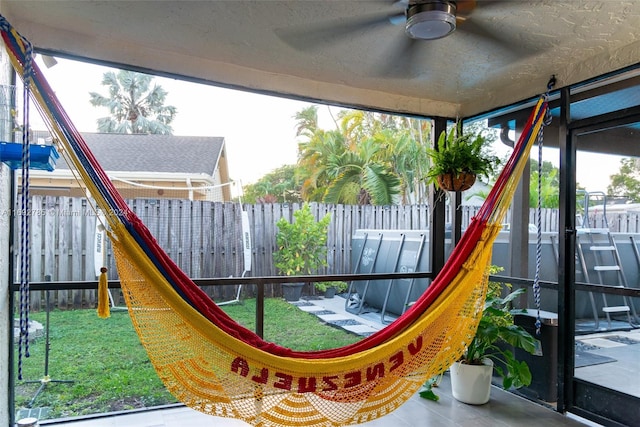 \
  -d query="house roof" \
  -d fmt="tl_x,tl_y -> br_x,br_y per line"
56,133 -> 226,176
